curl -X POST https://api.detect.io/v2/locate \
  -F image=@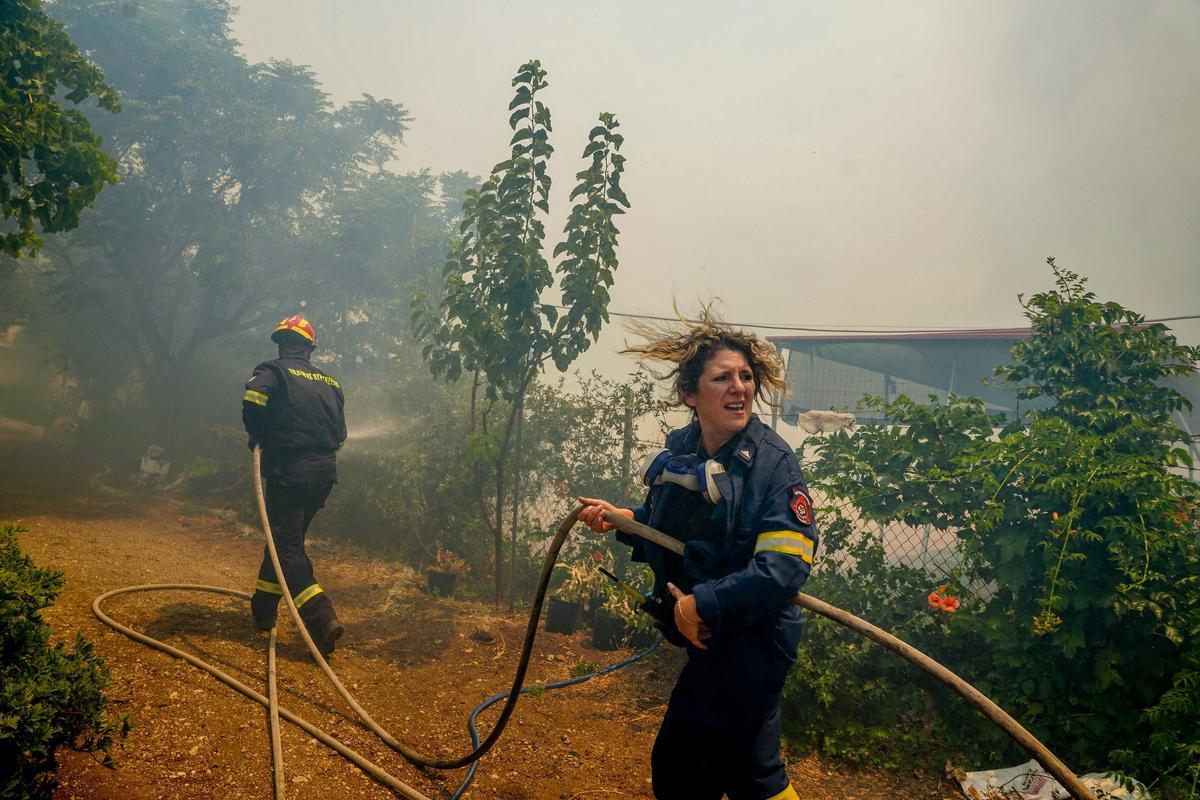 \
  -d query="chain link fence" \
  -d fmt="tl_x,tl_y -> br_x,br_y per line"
809,487 -> 961,573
